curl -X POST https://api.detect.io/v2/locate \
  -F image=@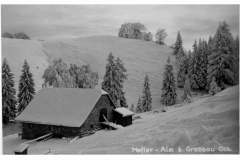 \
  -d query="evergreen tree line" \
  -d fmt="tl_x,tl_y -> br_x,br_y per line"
121,21 -> 239,113
2,59 -> 35,124
189,21 -> 238,91
160,21 -> 239,108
